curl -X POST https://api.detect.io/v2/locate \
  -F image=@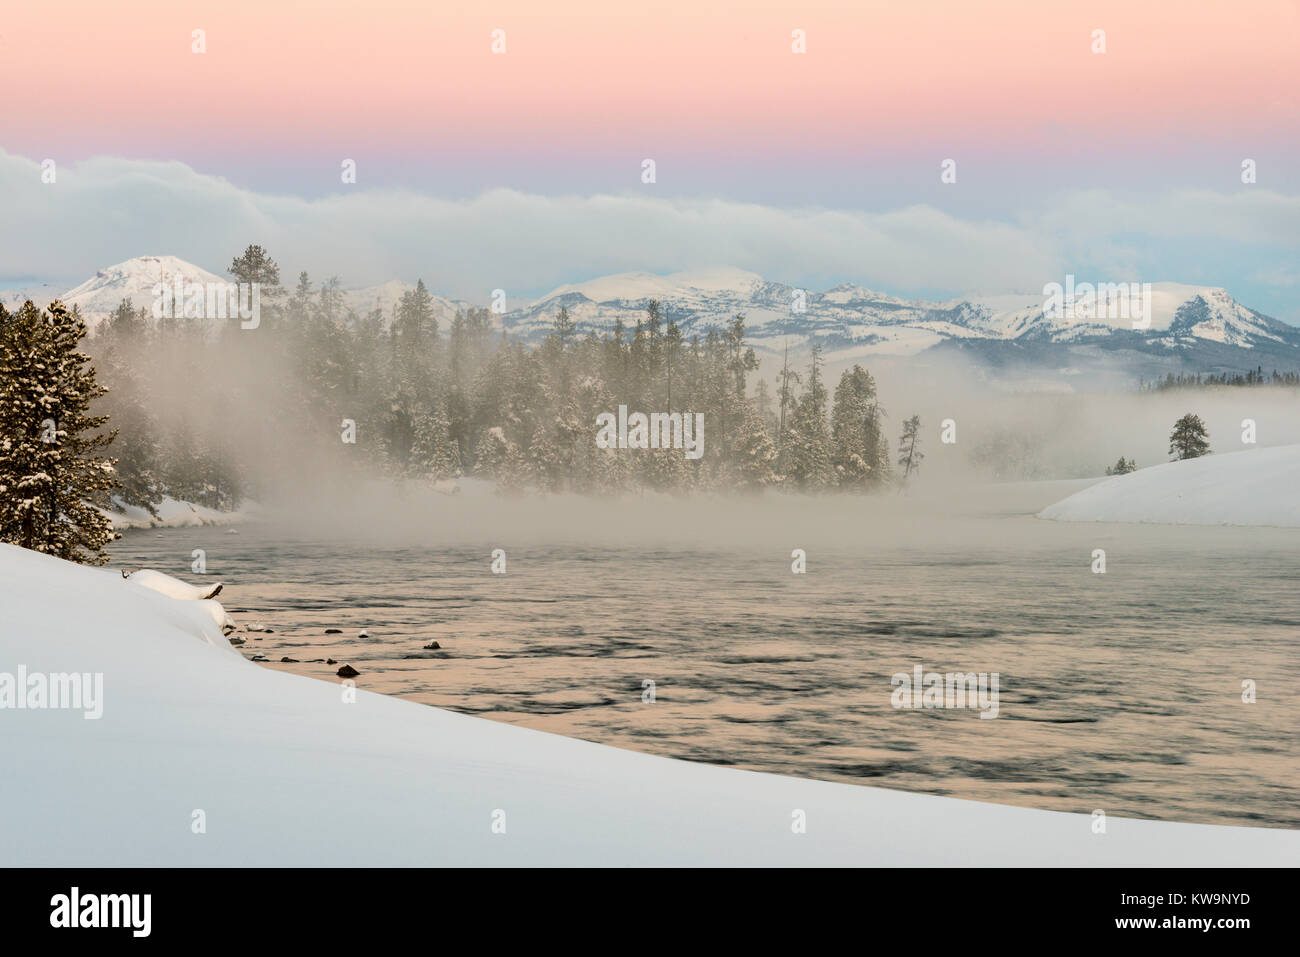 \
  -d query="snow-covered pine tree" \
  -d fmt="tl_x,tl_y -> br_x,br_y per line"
0,300 -> 118,563
731,397 -> 779,492
785,344 -> 835,491
409,402 -> 462,481
831,365 -> 890,491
